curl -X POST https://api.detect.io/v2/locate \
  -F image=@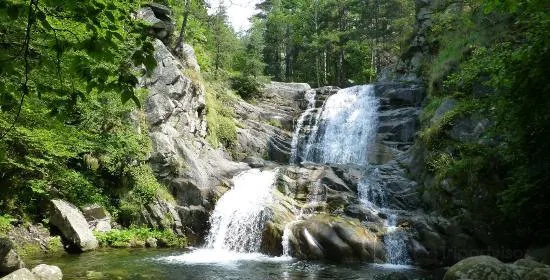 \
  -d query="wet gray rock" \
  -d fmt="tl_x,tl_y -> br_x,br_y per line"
286,214 -> 385,262
1,268 -> 35,280
49,199 -> 98,252
375,83 -> 425,108
81,204 -> 111,233
31,264 -> 62,280
0,239 -> 24,275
